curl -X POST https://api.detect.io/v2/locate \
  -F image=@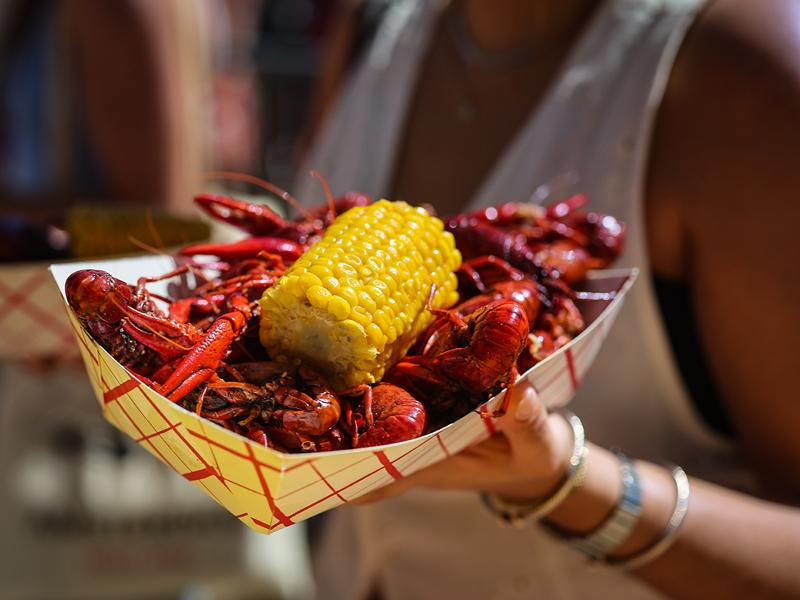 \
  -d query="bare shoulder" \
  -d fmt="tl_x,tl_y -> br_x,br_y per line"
646,0 -> 800,277
647,0 -> 800,283
671,0 -> 800,125
647,0 -> 800,497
